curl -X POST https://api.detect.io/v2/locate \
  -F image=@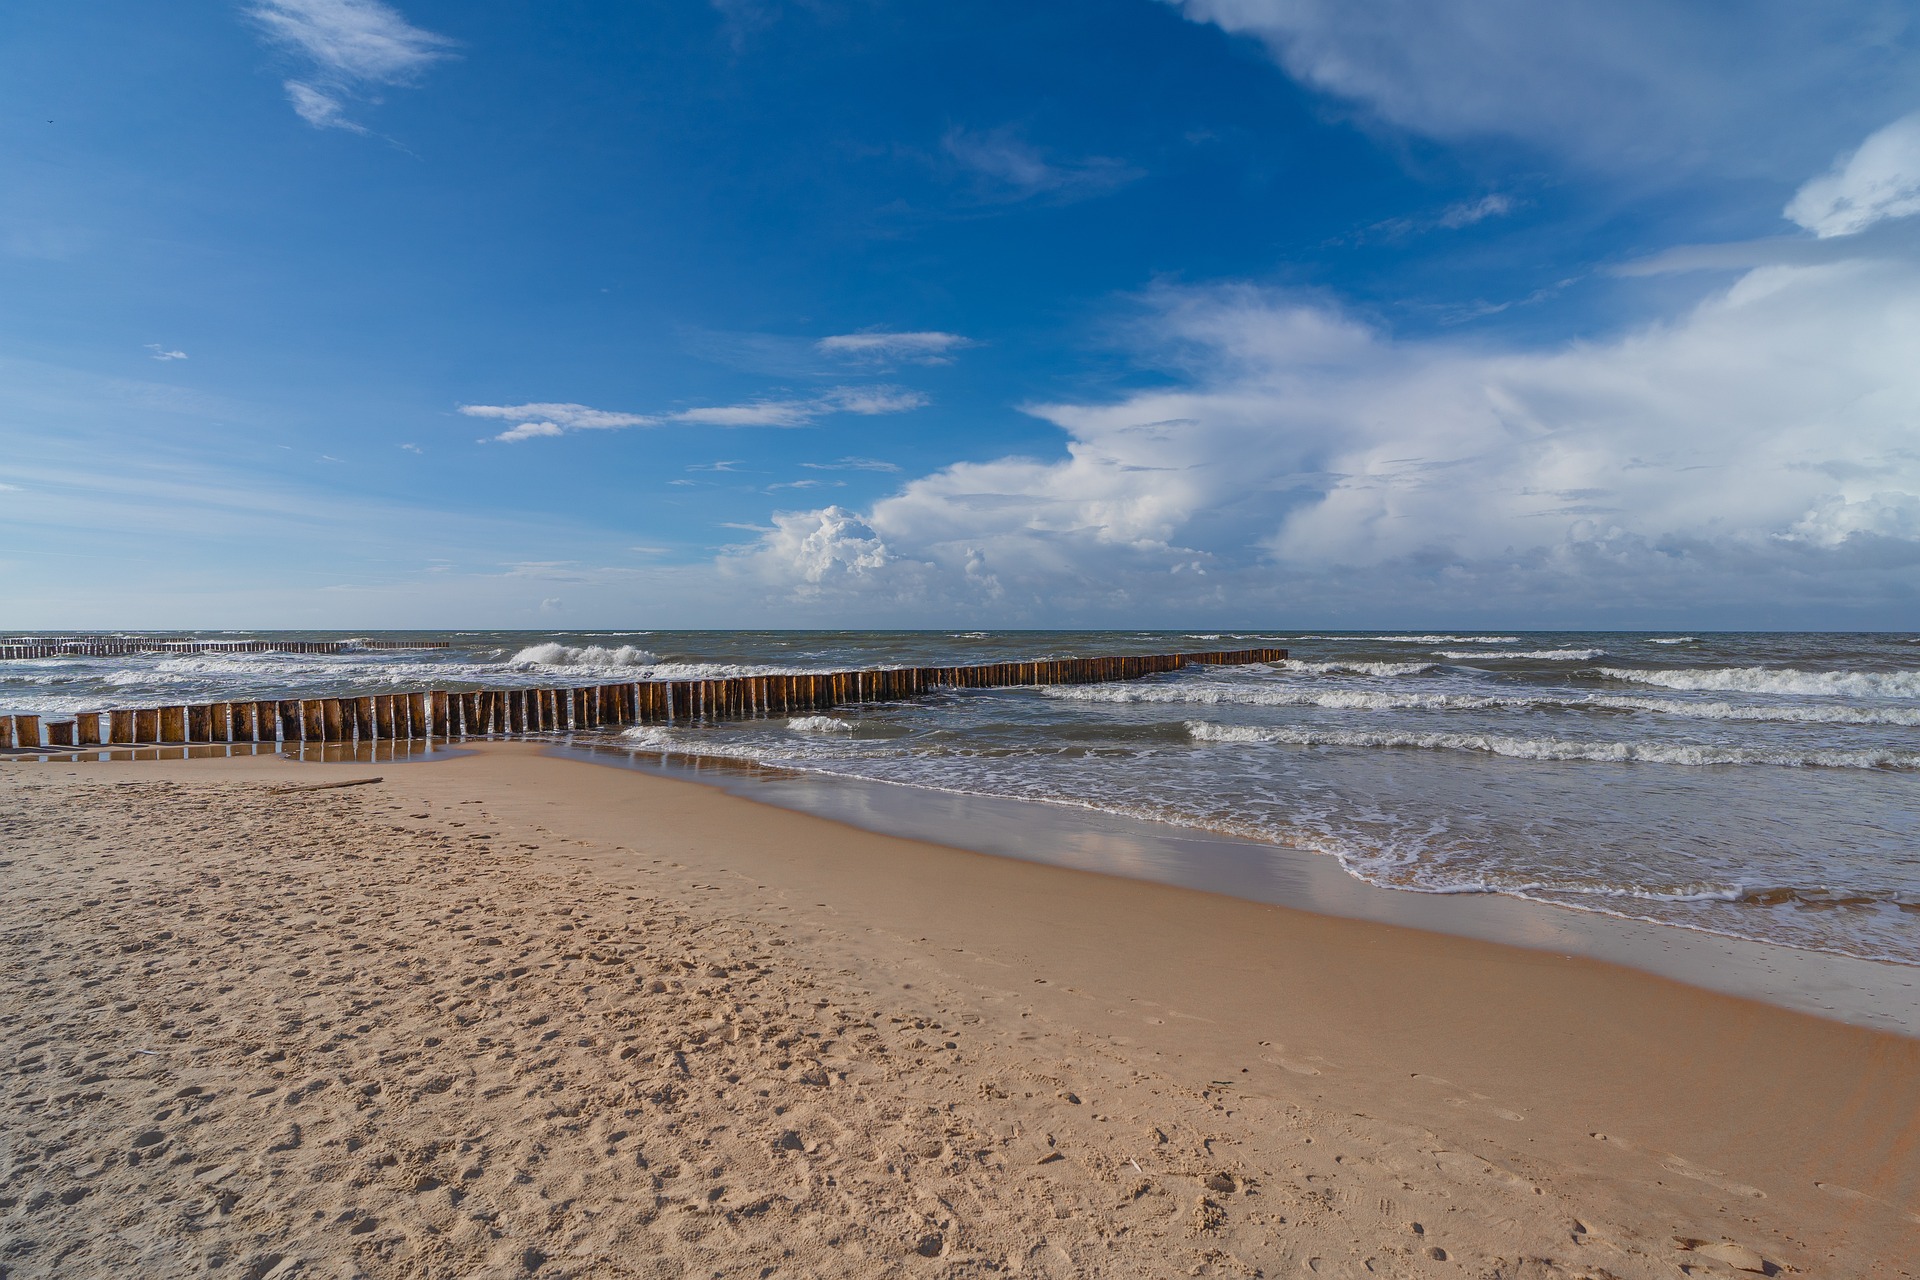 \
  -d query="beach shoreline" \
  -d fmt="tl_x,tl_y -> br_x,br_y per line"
4,744 -> 1917,1277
